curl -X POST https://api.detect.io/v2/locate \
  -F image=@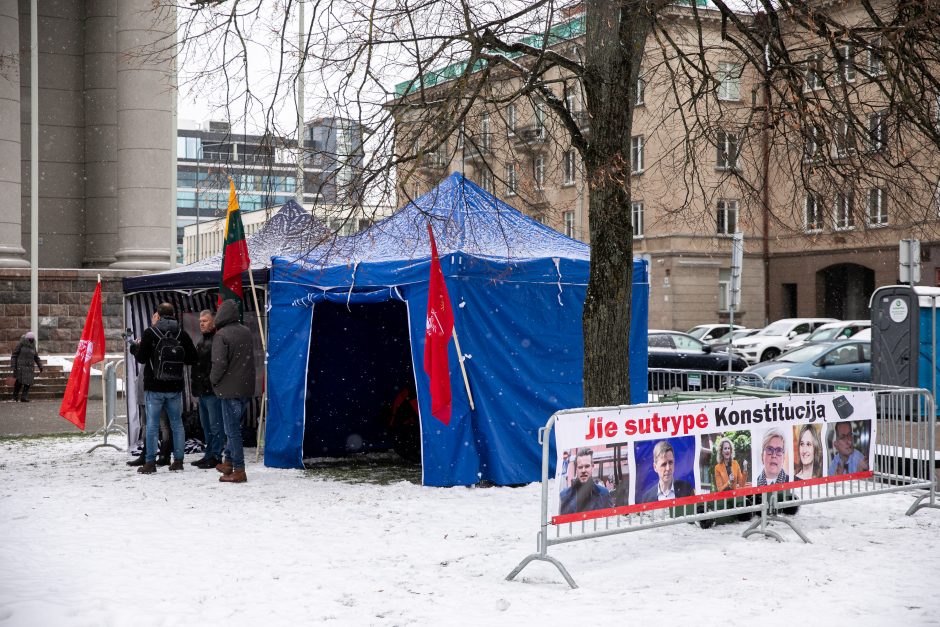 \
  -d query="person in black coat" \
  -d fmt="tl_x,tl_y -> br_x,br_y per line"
11,332 -> 42,402
190,309 -> 224,469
